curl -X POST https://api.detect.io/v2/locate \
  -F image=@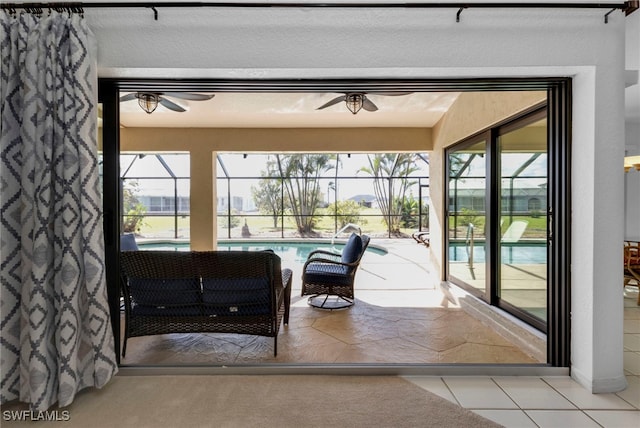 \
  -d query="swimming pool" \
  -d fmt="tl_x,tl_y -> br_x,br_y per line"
448,241 -> 547,264
138,240 -> 388,264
